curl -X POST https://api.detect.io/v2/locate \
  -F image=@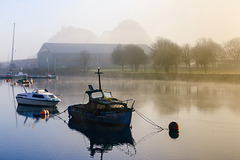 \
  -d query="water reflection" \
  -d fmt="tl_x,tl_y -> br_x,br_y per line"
16,105 -> 59,124
3,78 -> 240,160
169,130 -> 179,139
68,119 -> 136,160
